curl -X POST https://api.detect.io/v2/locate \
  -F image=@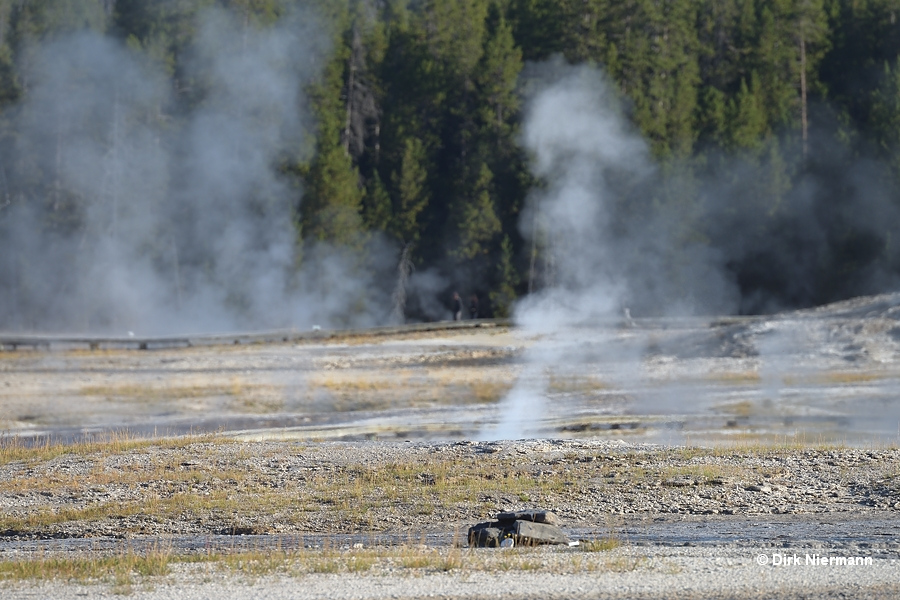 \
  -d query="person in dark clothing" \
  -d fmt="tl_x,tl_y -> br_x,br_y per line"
469,294 -> 479,319
452,291 -> 462,321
